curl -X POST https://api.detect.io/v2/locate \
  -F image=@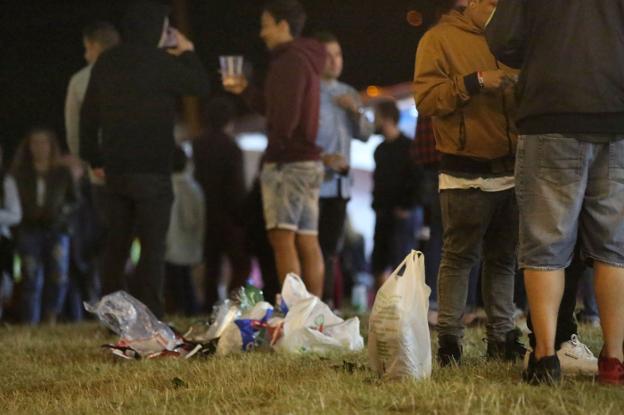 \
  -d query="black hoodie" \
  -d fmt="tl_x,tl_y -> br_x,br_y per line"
80,1 -> 210,175
486,0 -> 624,135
